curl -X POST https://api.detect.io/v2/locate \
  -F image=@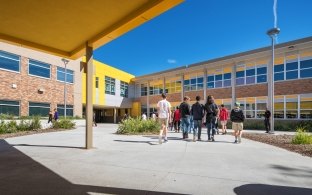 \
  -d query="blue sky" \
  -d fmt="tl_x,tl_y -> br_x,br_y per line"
94,0 -> 312,76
